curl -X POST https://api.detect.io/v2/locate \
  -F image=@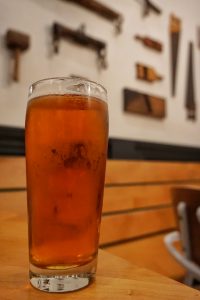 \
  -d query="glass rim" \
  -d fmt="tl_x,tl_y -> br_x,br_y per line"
29,76 -> 107,97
